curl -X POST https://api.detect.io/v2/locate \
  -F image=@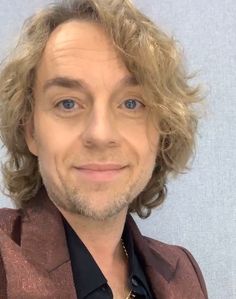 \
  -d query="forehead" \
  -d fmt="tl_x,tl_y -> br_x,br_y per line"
35,20 -> 131,88
40,20 -> 120,65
